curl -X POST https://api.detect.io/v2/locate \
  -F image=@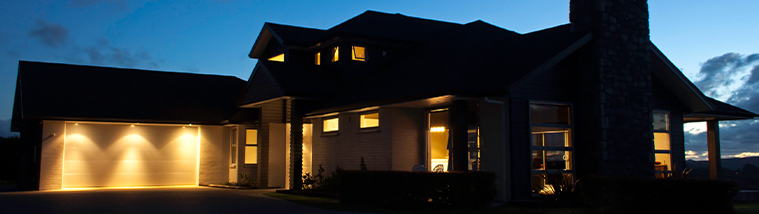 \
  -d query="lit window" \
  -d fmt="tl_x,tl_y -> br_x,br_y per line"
245,129 -> 258,164
323,117 -> 338,132
268,53 -> 285,62
315,52 -> 321,65
653,111 -> 671,178
360,112 -> 378,128
530,103 -> 574,196
331,47 -> 339,62
352,45 -> 366,61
